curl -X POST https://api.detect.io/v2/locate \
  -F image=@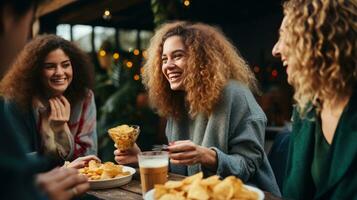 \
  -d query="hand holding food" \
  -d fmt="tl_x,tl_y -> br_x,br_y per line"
114,143 -> 141,165
63,155 -> 101,169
